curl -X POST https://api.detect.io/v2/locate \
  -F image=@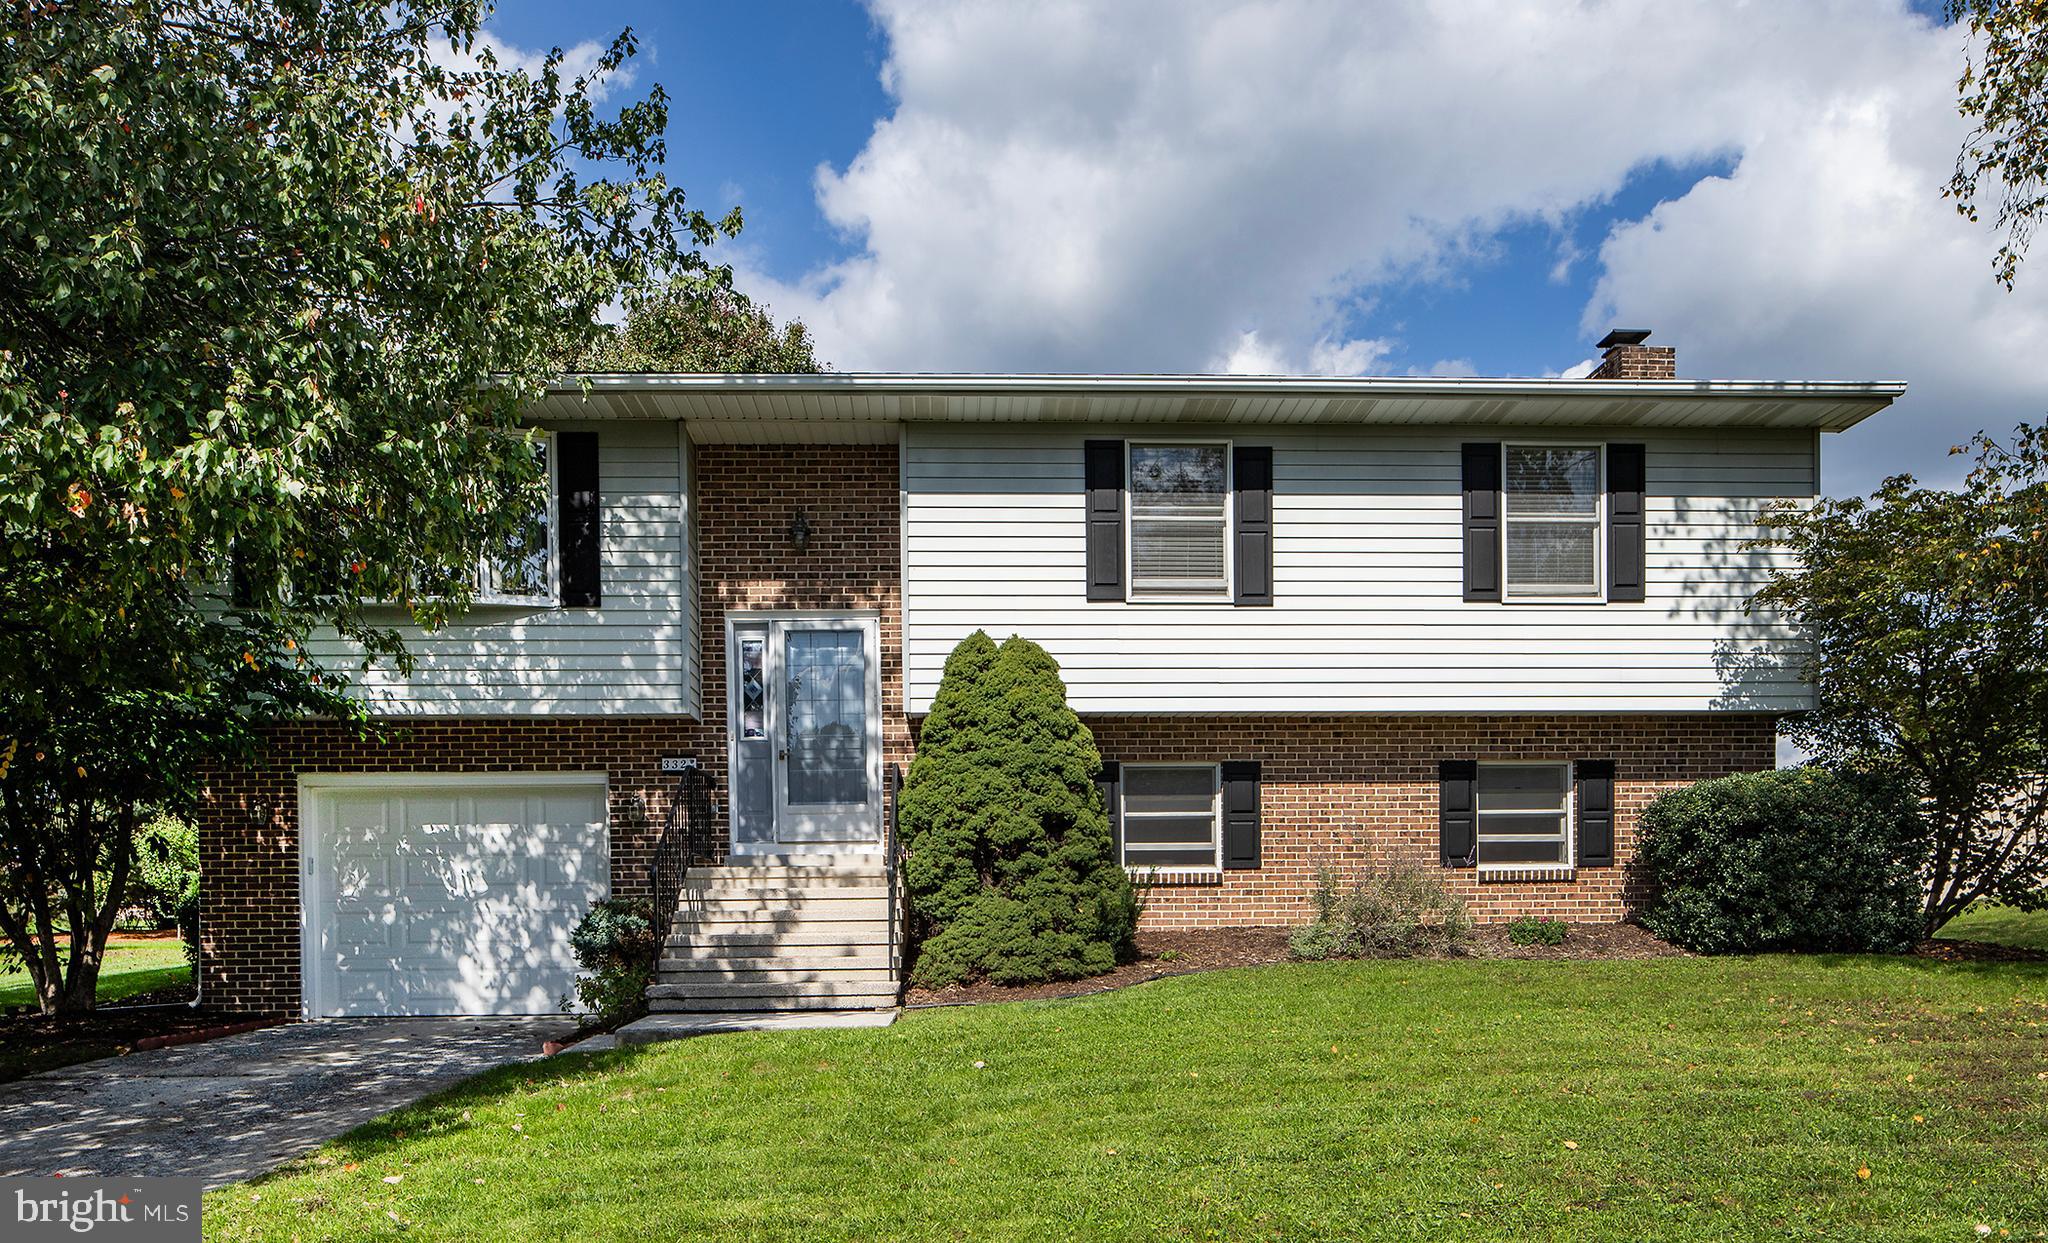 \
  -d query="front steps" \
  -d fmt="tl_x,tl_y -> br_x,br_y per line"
647,863 -> 900,1013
